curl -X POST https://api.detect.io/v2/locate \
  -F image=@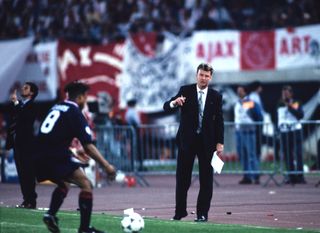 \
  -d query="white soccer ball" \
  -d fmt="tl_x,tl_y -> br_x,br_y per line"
121,212 -> 145,233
